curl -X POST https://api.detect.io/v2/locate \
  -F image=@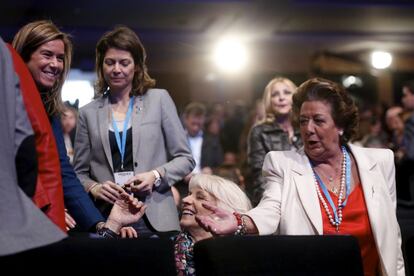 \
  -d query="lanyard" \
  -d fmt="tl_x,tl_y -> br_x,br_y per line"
111,96 -> 134,170
312,146 -> 351,225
